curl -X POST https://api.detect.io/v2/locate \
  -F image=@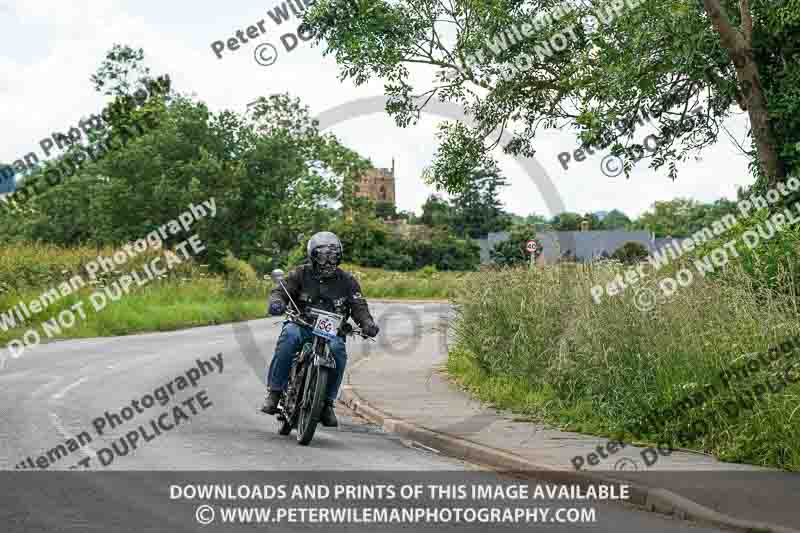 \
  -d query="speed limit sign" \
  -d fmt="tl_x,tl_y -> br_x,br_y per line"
526,240 -> 537,254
